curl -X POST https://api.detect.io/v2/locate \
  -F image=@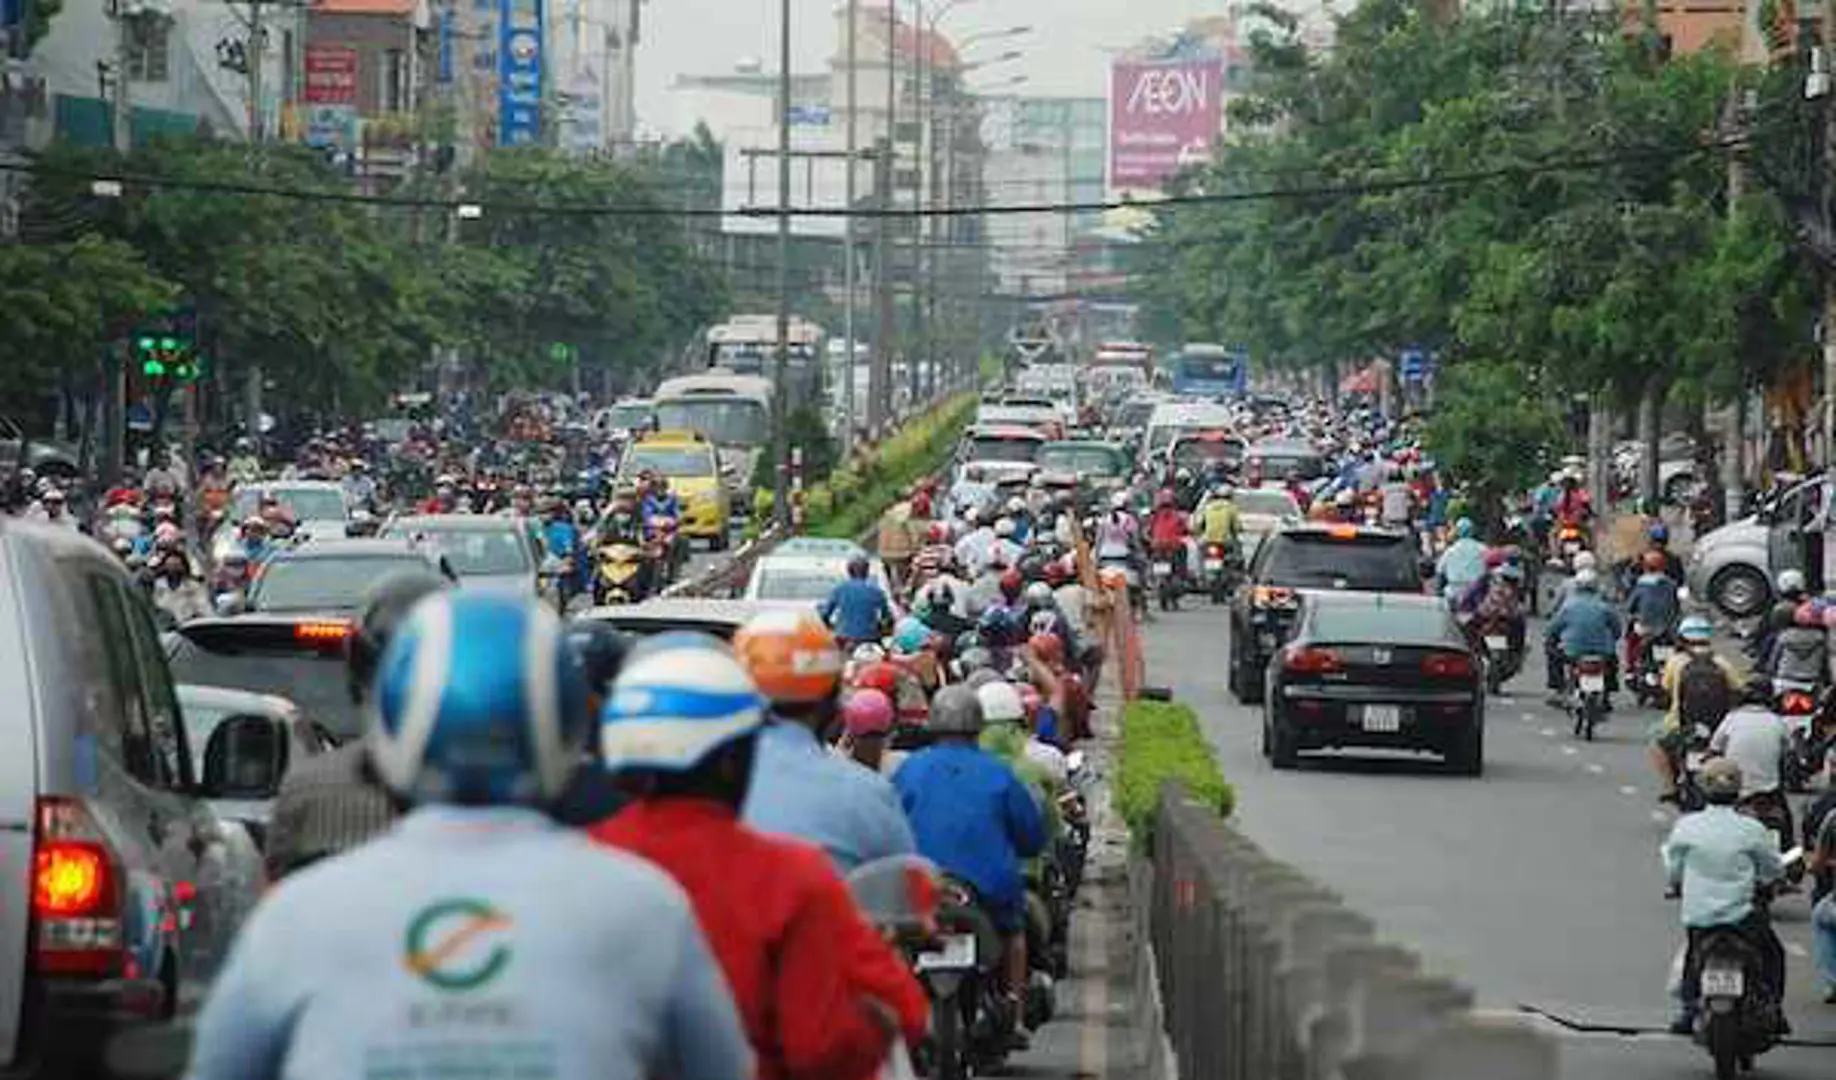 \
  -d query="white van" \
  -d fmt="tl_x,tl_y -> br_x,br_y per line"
1141,401 -> 1238,466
